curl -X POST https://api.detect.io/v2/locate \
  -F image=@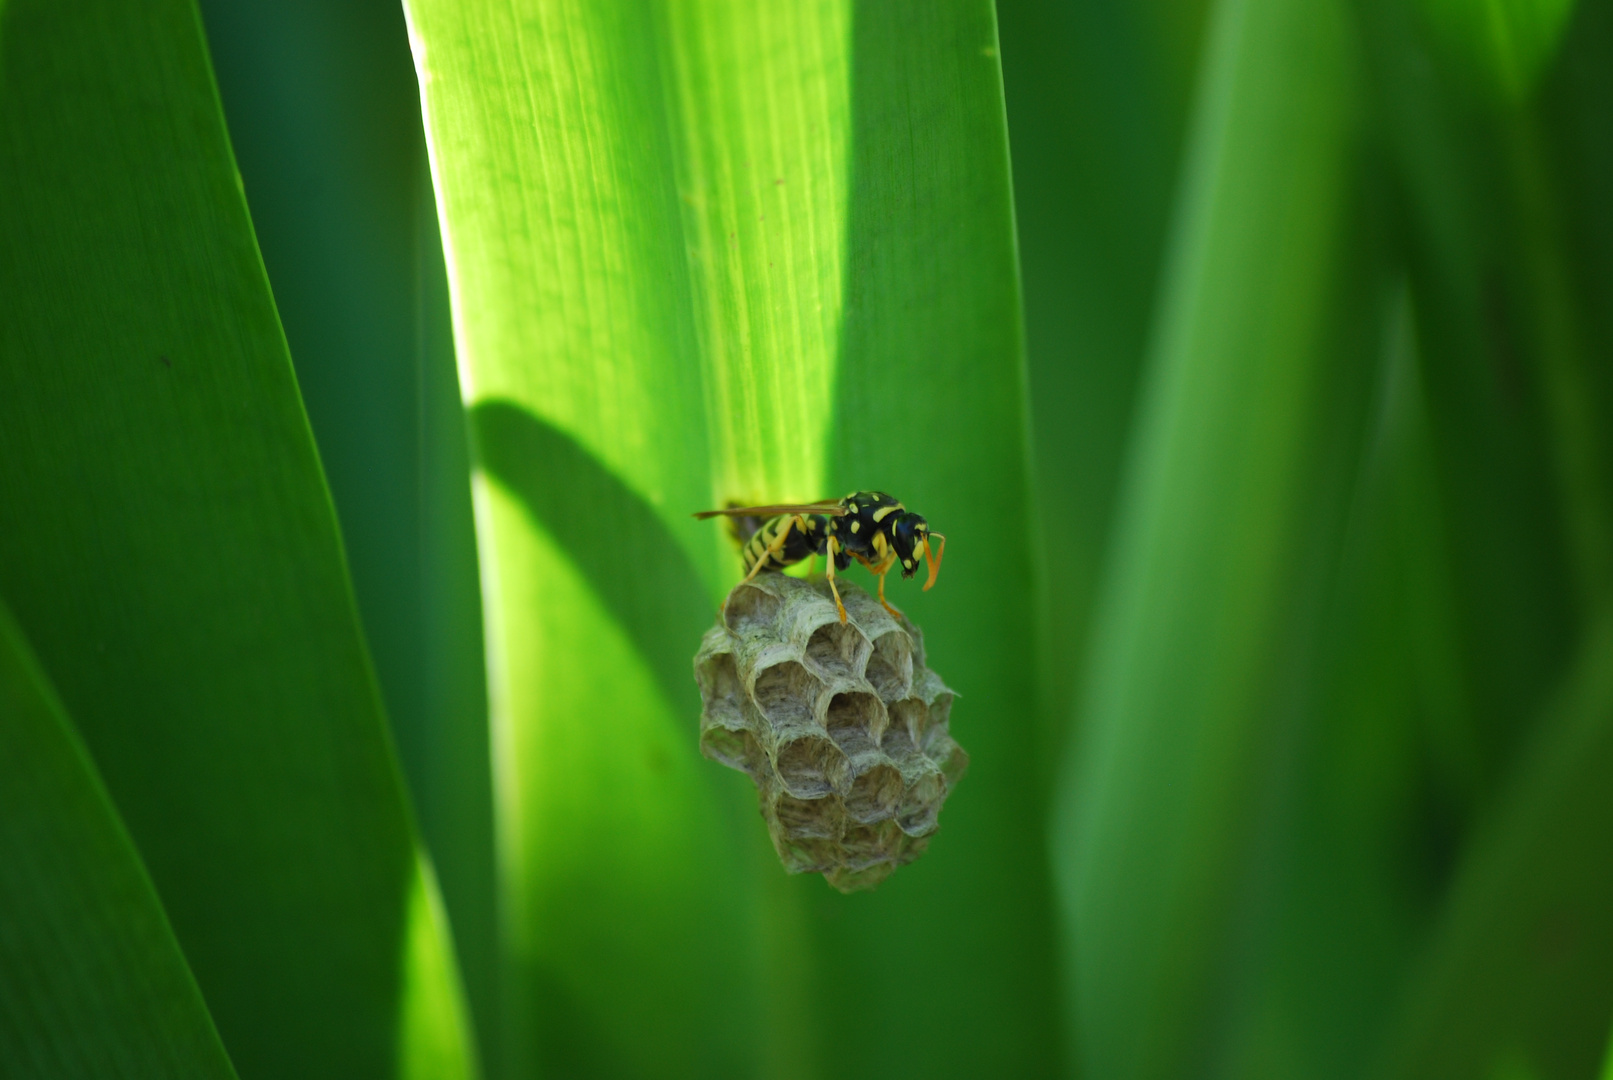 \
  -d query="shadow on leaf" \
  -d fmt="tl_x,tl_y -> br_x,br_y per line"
469,400 -> 711,715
